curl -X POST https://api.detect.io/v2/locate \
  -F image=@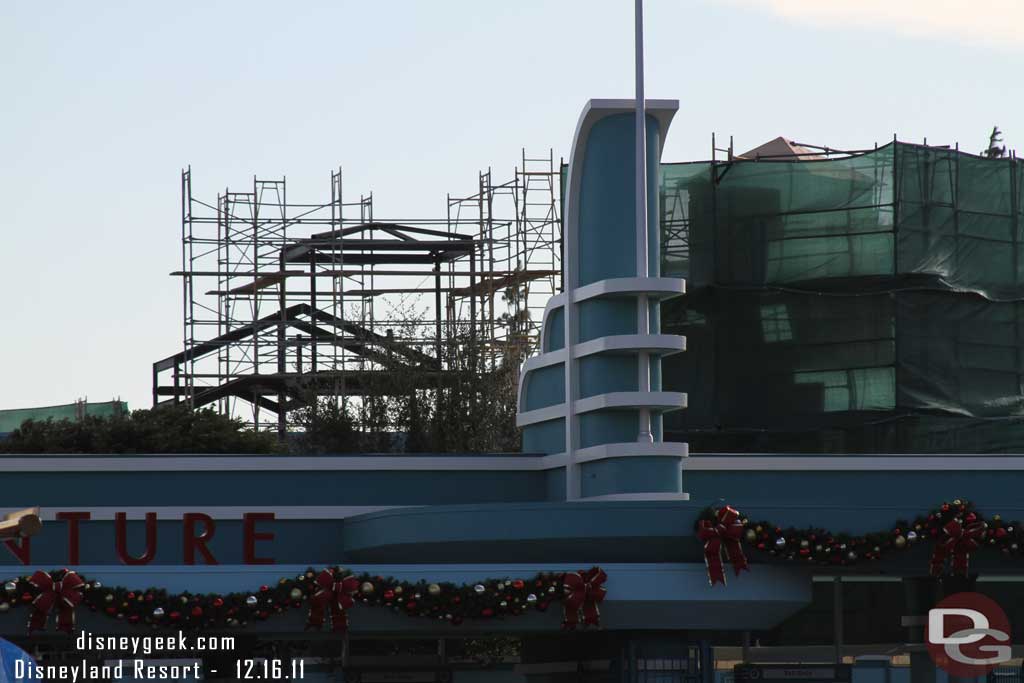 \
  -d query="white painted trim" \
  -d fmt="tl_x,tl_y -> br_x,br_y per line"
516,404 -> 567,428
517,391 -> 688,427
573,333 -> 685,358
0,506 -> 409,521
576,492 -> 691,502
686,456 -> 1024,471
5,454 -> 1013,475
0,455 -> 557,472
521,348 -> 567,373
574,441 -> 688,464
574,391 -> 687,414
571,276 -> 685,303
